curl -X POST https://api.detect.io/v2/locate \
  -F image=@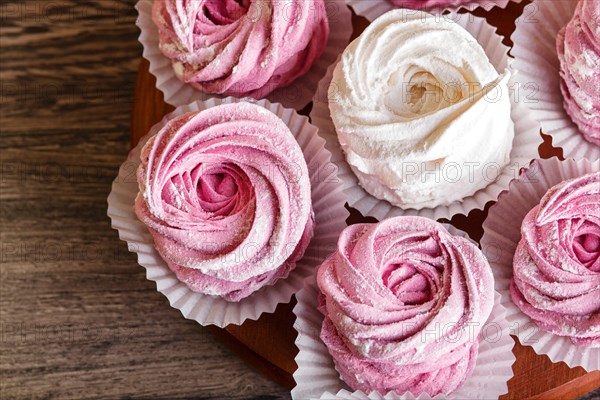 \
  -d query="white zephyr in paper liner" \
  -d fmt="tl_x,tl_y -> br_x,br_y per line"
107,97 -> 348,327
310,13 -> 541,221
511,0 -> 600,161
292,224 -> 515,400
345,0 -> 524,22
135,0 -> 352,110
481,157 -> 600,371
